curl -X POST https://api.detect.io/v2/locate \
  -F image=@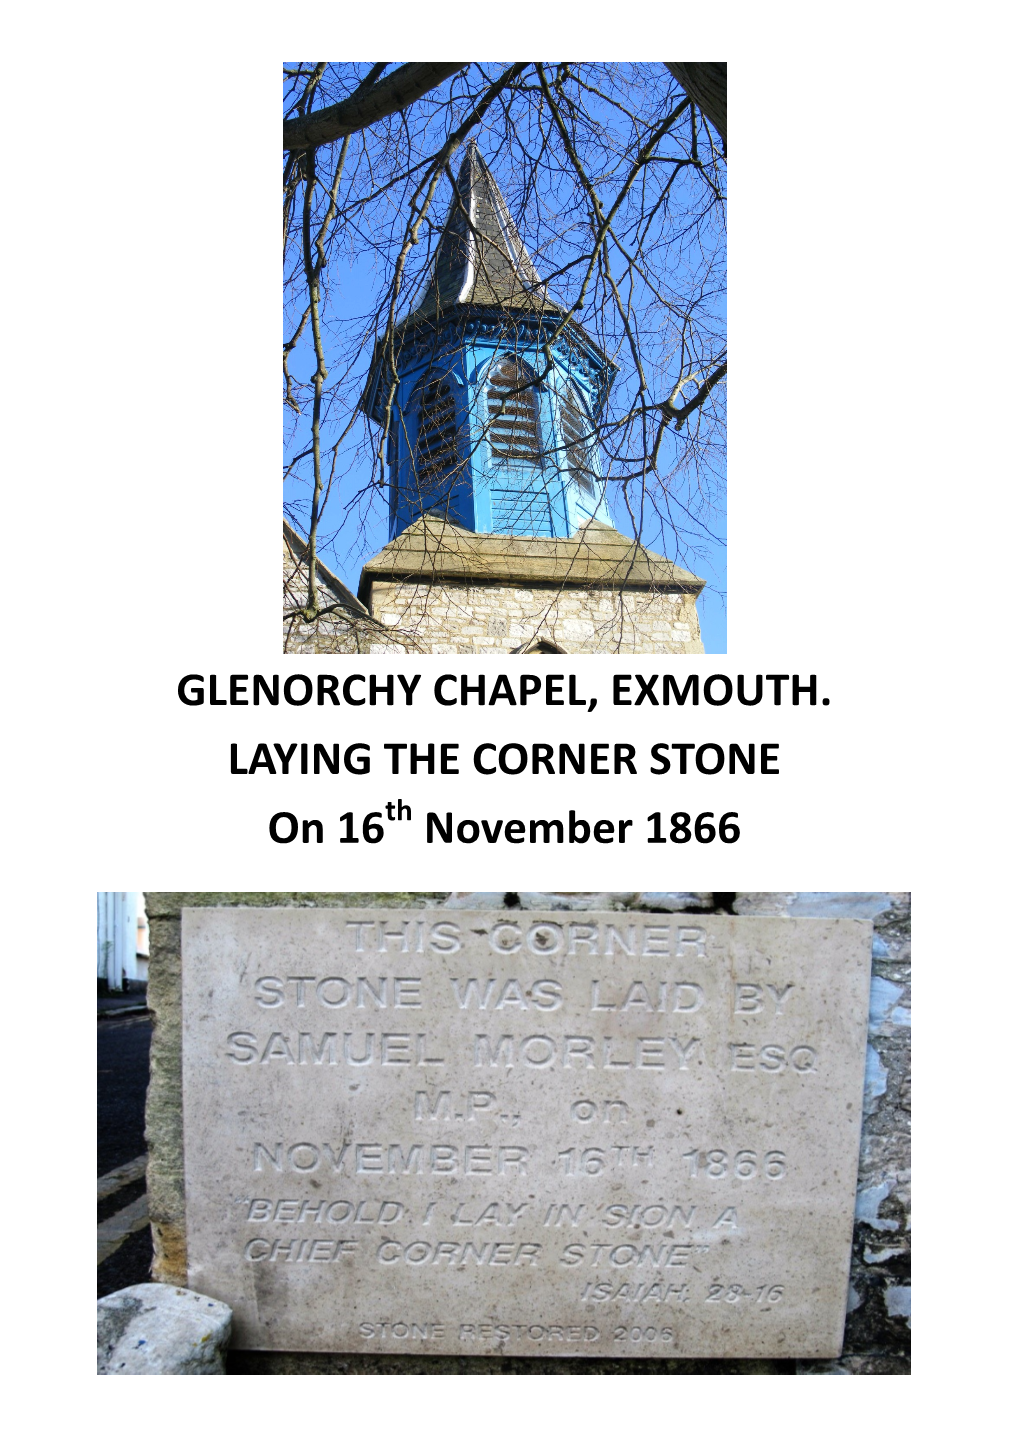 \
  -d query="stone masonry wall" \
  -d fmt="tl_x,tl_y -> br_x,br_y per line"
368,579 -> 704,654
144,891 -> 908,1374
